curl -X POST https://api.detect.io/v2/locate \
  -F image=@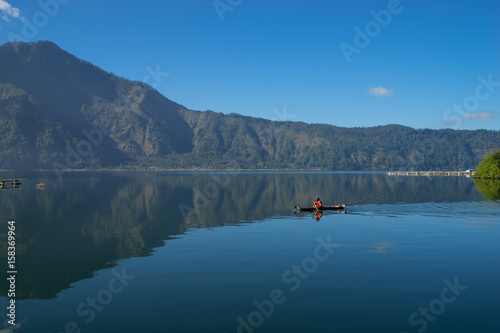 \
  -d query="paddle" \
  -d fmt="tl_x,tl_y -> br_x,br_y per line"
342,198 -> 372,206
